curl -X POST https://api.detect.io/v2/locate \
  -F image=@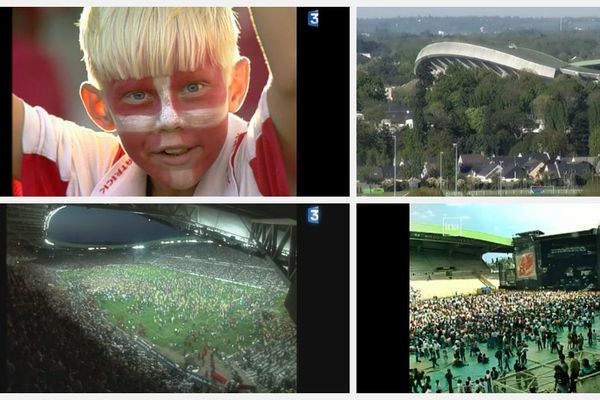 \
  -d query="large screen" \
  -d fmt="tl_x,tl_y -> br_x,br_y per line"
515,246 -> 537,280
